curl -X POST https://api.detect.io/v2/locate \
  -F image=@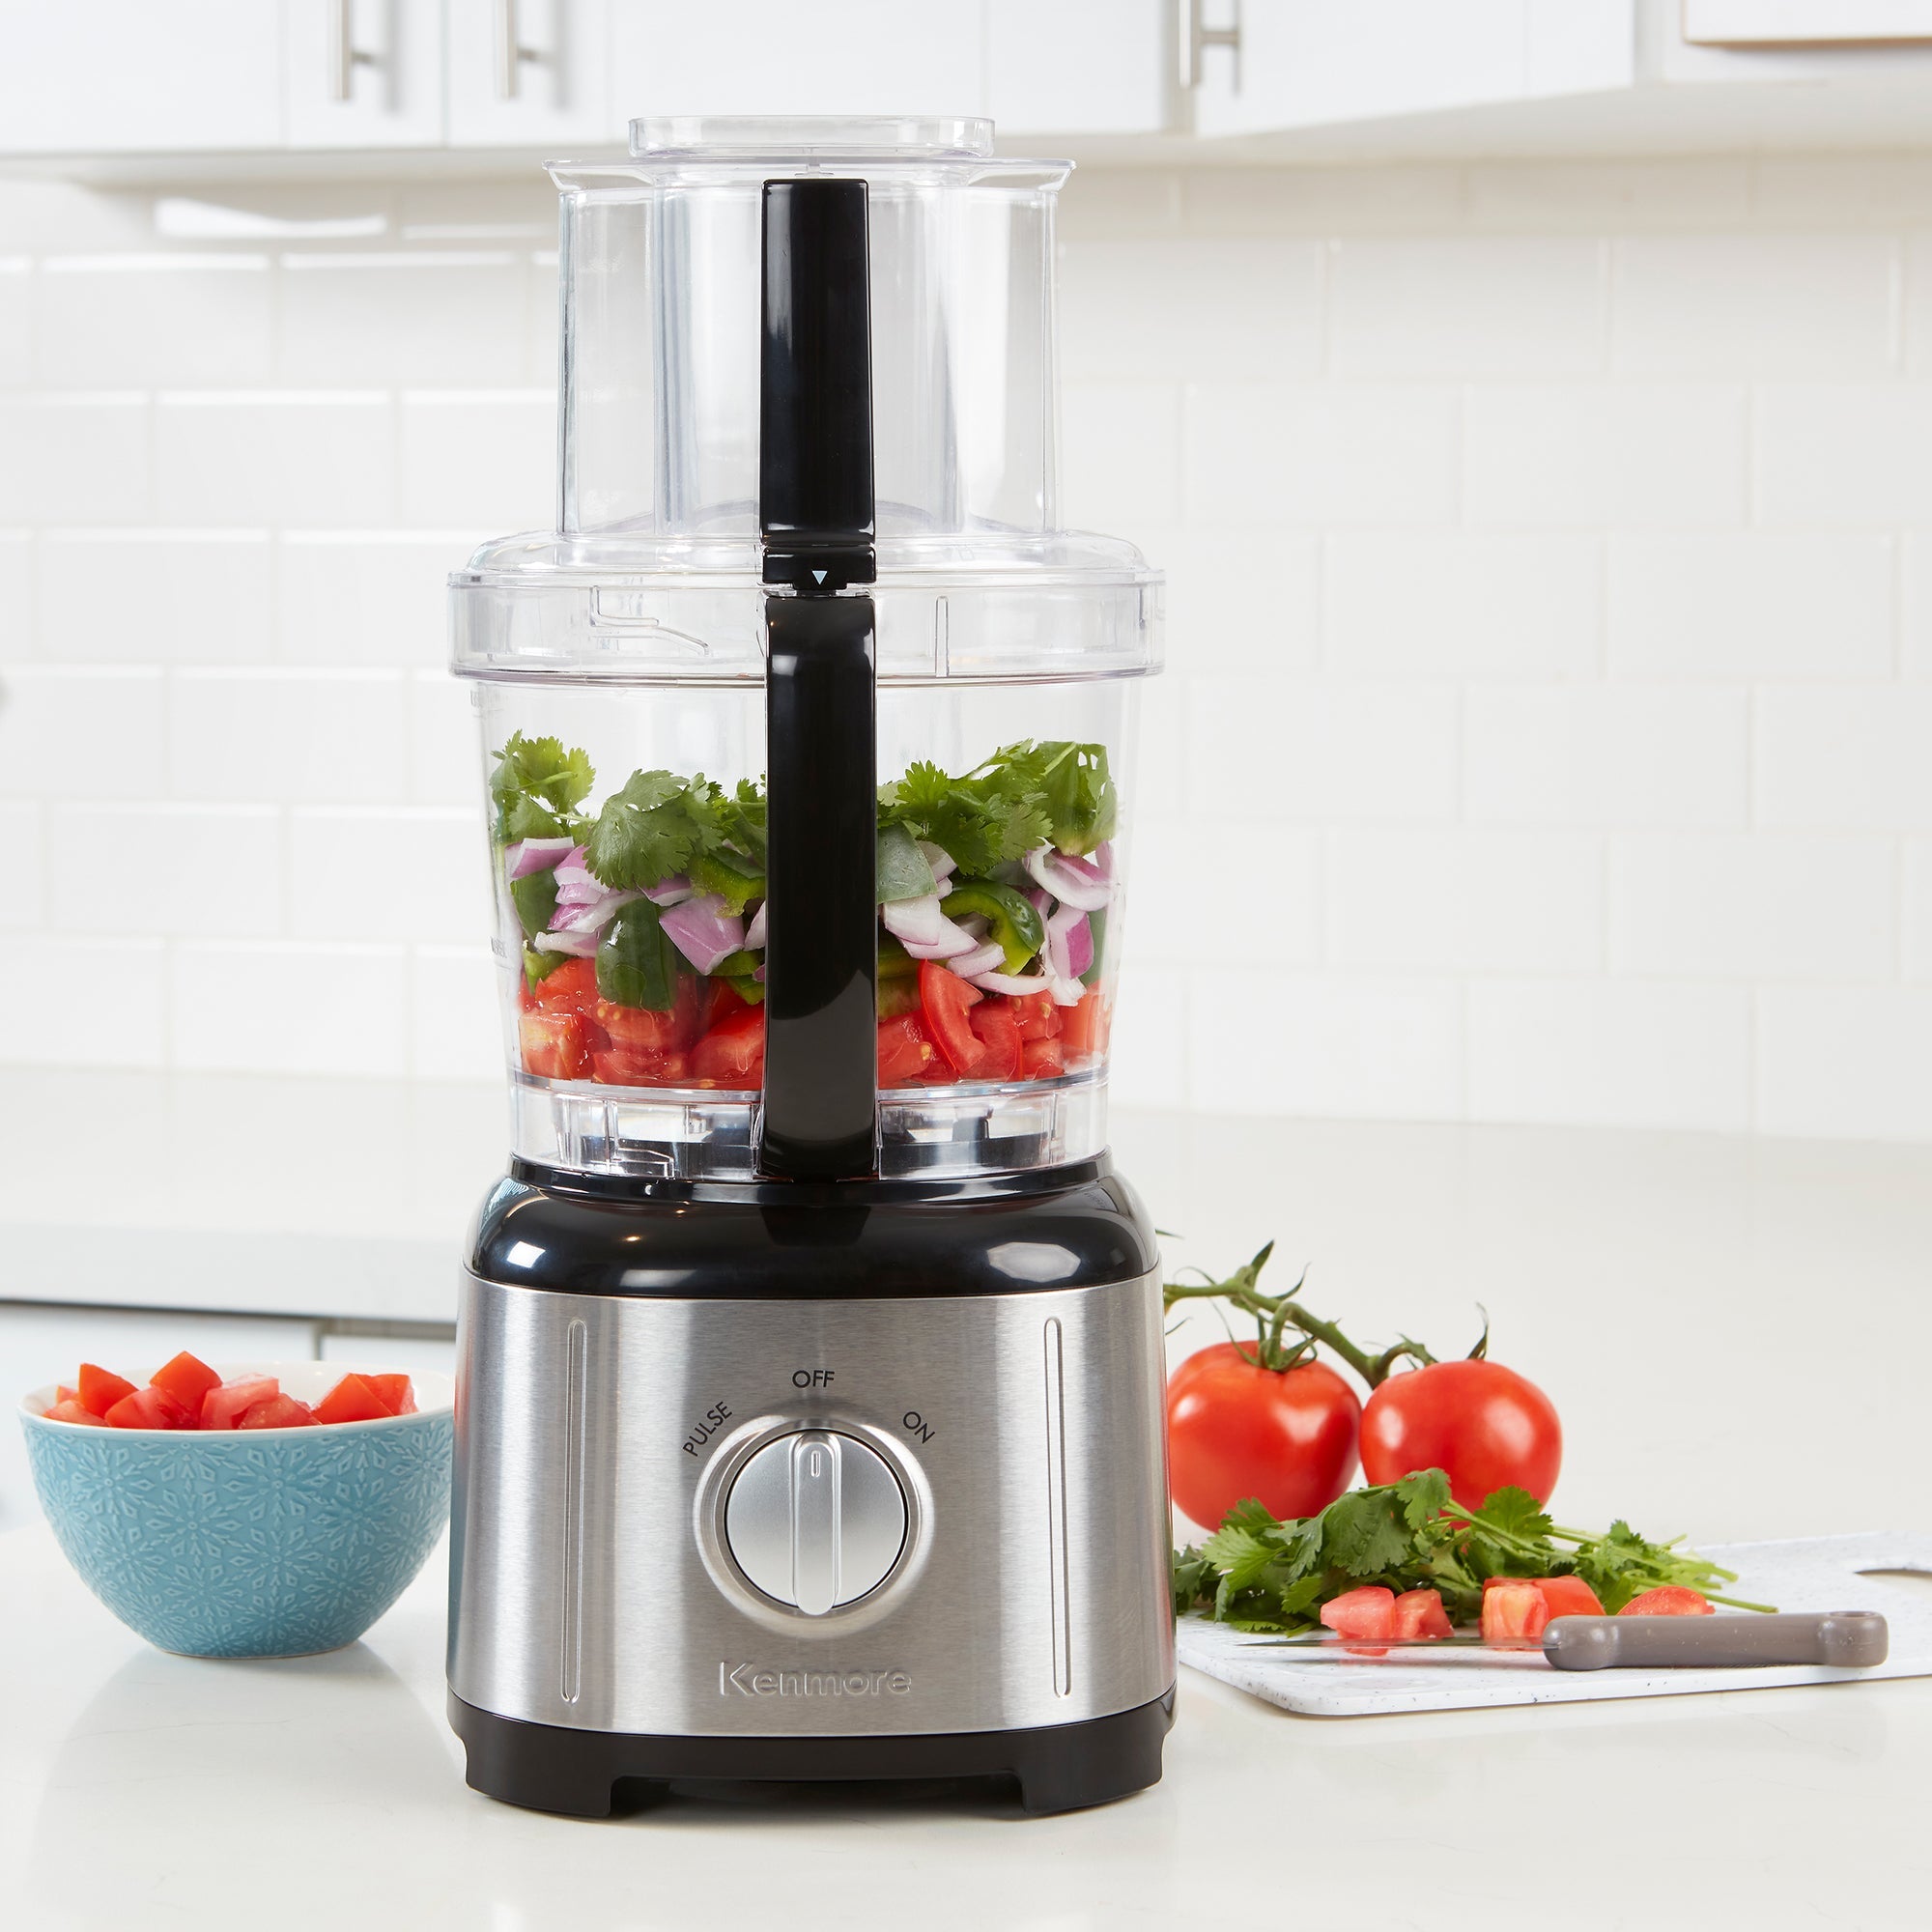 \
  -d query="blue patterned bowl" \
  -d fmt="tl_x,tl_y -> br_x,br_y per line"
19,1362 -> 453,1659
